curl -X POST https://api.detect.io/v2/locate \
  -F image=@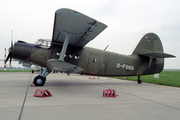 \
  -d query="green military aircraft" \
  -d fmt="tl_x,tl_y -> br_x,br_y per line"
5,8 -> 175,86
